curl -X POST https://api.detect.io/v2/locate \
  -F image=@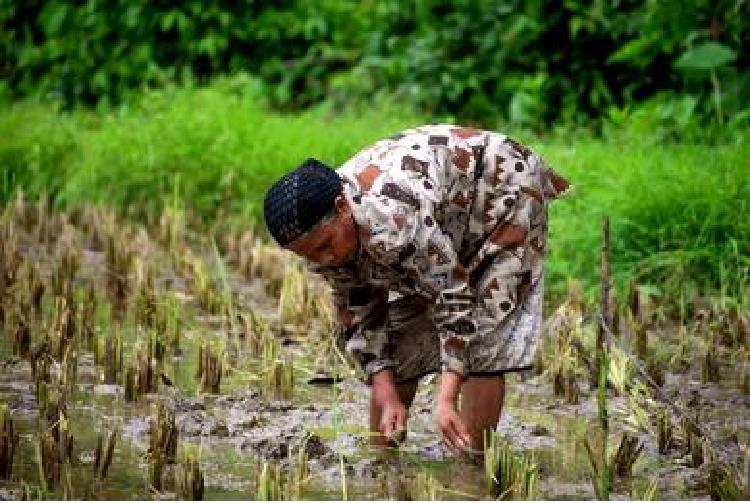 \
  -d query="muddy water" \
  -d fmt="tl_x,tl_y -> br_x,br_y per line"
4,319 -> 748,500
1,223 -> 749,499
